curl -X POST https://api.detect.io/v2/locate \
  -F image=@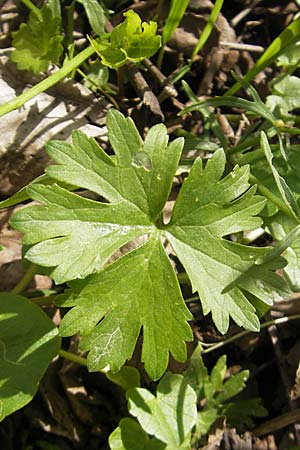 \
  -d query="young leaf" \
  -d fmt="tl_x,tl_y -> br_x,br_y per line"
261,131 -> 300,220
0,293 -> 60,421
106,366 -> 140,391
187,351 -> 267,438
109,418 -> 166,450
91,10 -> 161,69
266,75 -> 300,118
127,372 -> 197,447
10,4 -> 63,75
58,235 -> 192,380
